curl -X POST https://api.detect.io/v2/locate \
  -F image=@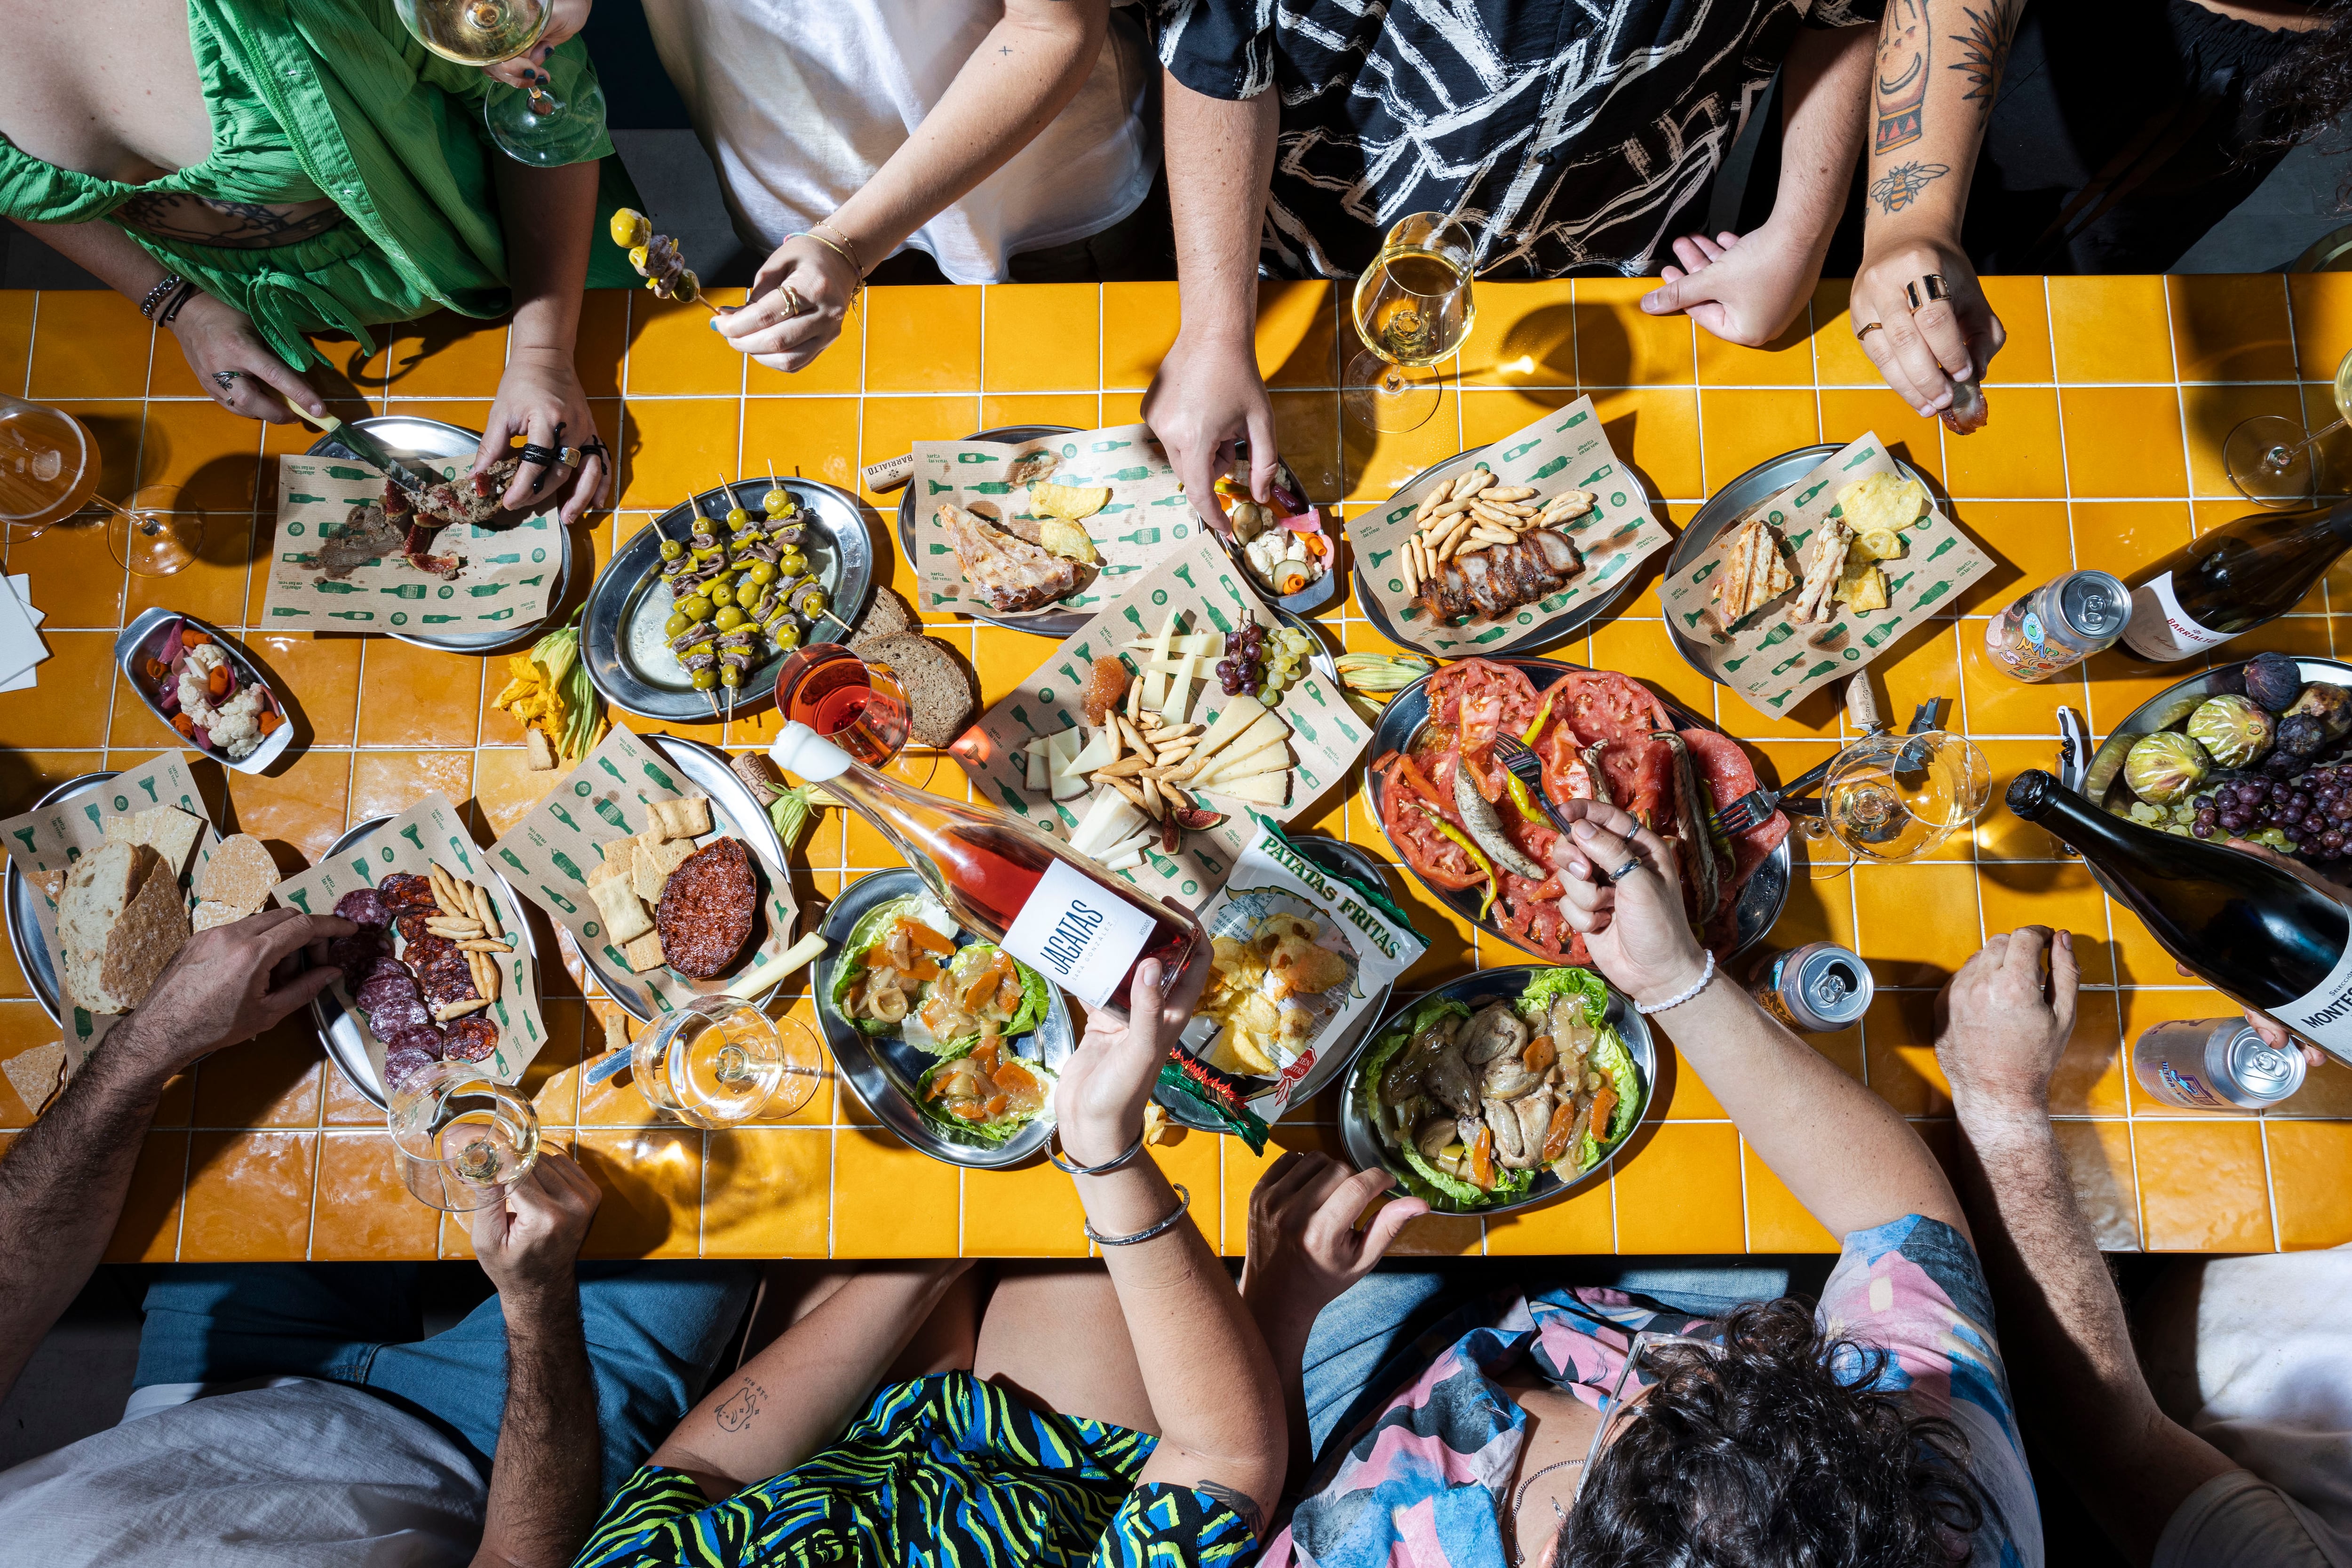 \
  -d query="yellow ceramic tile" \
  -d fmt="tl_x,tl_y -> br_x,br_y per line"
1741,1142 -> 1836,1251
1950,497 -> 2078,615
2135,1119 -> 2273,1253
2288,272 -> 2352,381
963,1161 -> 1089,1257
1938,387 -> 2065,498
1575,278 -> 1695,386
982,283 -> 1098,392
979,393 -> 1099,433
1456,385 -> 1573,453
577,1125 -> 704,1258
1979,276 -> 2056,385
1809,279 -> 1876,386
180,1130 -> 318,1260
467,744 -> 563,839
2048,276 -> 2177,383
574,290 -> 631,399
1614,1123 -> 1746,1253
739,396 -> 867,496
2167,276 -> 2295,383
1588,618 -> 1717,722
1642,1038 -> 1725,1121
1141,1130 -> 1226,1252
833,1126 -> 960,1256
1857,987 -> 1949,1117
624,289 -> 746,397
1694,309 -> 1814,388
2182,383 -> 2304,499
28,291 -> 153,400
866,286 -> 983,392
858,394 -> 982,511
1100,390 -> 1145,426
1587,387 -> 1701,501
311,1131 -> 443,1258
1852,863 -> 1980,991
1258,281 -> 1339,388
1343,388 -> 1461,502
8,519 -> 122,630
618,397 -> 742,510
1458,280 -> 1575,388
1484,1177 -> 1615,1254
1958,629 -> 2088,741
192,1019 -> 324,1130
223,747 -> 352,867
744,297 -> 866,397
2051,1119 -> 2142,1250
0,291 -> 31,390
1386,1205 -> 1485,1258
103,1132 -> 189,1263
350,750 -> 474,825
139,398 -> 264,509
1101,281 -> 1180,391
0,632 -> 116,747
1698,390 -> 1819,496
2265,1122 -> 2352,1249
1819,387 -> 1944,479
129,515 -> 253,630
2059,386 -> 2186,497
702,1128 -> 831,1255
1271,390 -> 1344,504
381,310 -> 511,398
1974,861 -> 2115,985
358,641 -> 482,748
0,751 -> 111,822
52,398 -> 147,508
